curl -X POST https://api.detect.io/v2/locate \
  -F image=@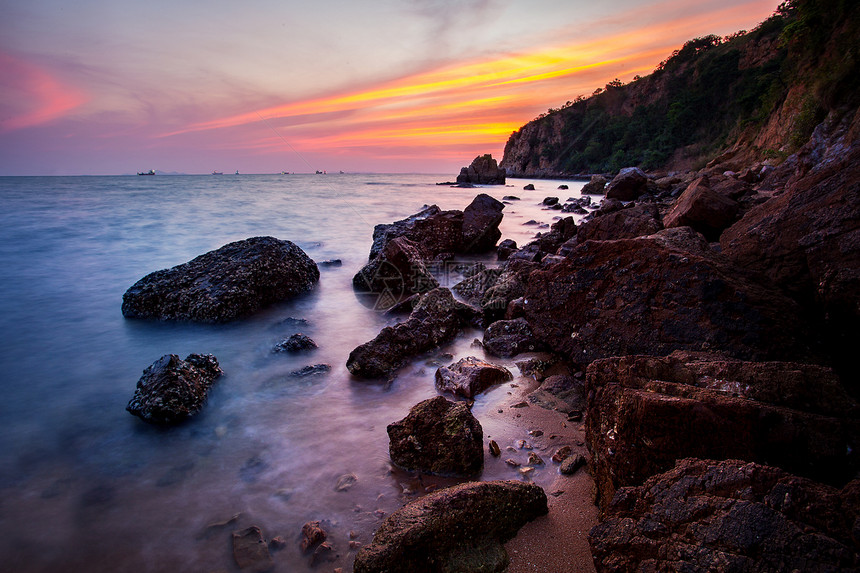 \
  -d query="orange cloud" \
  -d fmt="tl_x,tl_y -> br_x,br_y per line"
162,0 -> 779,159
0,53 -> 88,132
